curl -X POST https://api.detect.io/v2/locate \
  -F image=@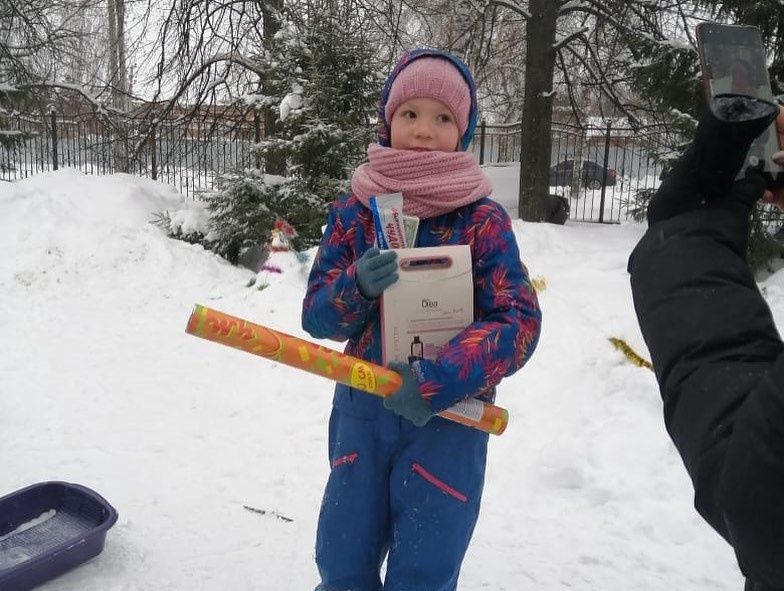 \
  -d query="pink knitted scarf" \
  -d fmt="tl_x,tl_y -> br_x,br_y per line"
351,144 -> 493,219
